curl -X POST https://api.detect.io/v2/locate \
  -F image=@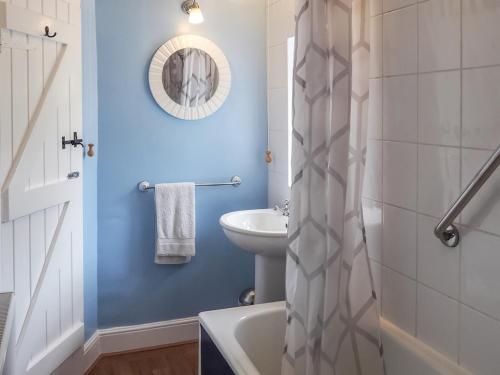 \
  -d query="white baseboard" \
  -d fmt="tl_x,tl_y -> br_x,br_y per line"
28,324 -> 84,375
54,316 -> 199,374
